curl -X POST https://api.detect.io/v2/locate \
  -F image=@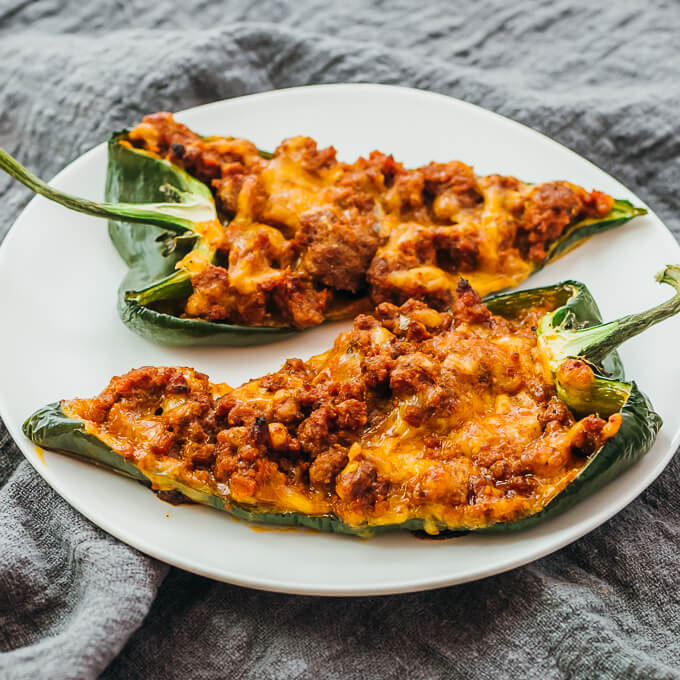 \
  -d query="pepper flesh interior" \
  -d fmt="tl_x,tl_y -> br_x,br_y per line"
60,282 -> 622,534
122,113 -> 640,329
